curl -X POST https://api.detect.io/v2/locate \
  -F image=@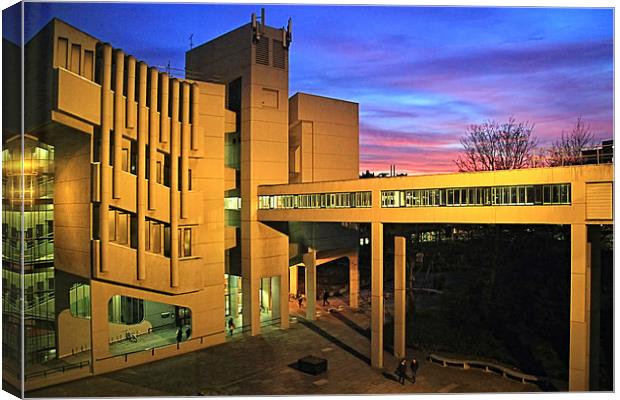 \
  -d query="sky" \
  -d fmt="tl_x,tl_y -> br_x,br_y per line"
4,2 -> 614,174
